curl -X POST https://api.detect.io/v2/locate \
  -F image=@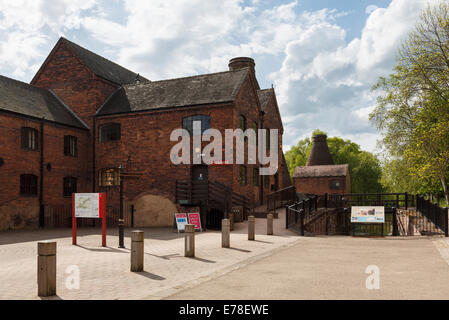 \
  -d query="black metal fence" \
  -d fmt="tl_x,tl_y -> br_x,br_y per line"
416,196 -> 448,236
323,192 -> 415,210
43,205 -> 131,228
